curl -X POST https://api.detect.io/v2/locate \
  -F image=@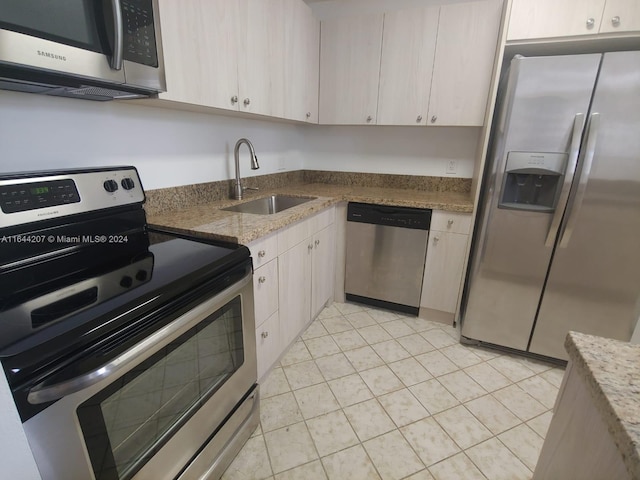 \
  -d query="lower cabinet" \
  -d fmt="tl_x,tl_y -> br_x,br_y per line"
420,211 -> 472,324
250,207 -> 336,379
